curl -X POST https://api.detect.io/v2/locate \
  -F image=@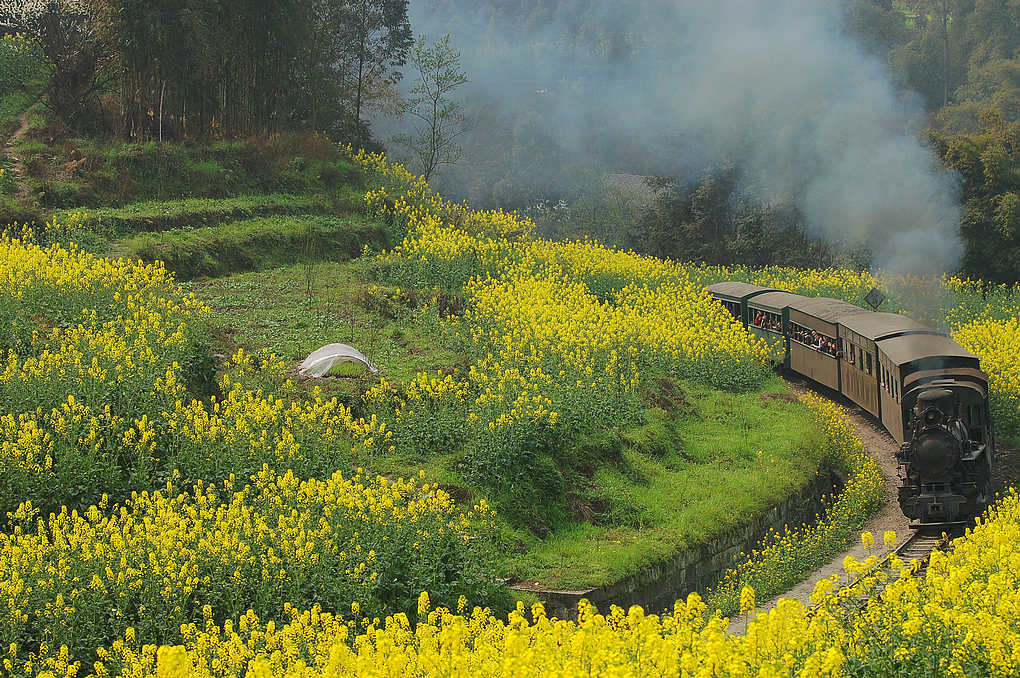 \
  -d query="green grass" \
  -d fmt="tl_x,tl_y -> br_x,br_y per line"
73,192 -> 351,235
17,133 -> 365,208
507,380 -> 826,590
116,214 -> 387,280
187,259 -> 465,403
